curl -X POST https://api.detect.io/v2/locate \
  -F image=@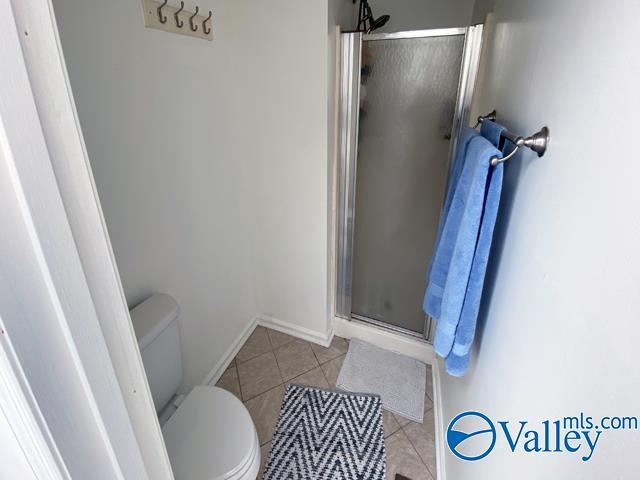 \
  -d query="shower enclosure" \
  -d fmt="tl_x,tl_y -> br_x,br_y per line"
336,27 -> 483,340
